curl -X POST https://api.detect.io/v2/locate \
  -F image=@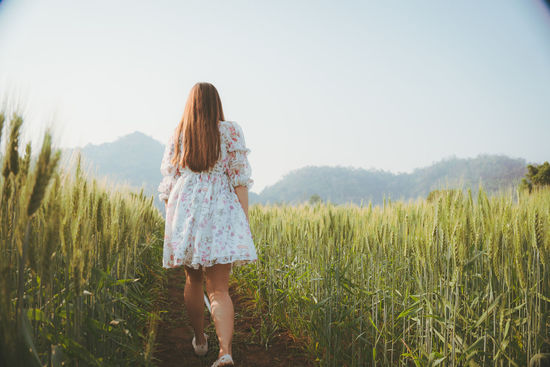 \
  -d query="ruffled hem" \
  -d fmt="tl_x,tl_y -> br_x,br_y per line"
162,256 -> 257,269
